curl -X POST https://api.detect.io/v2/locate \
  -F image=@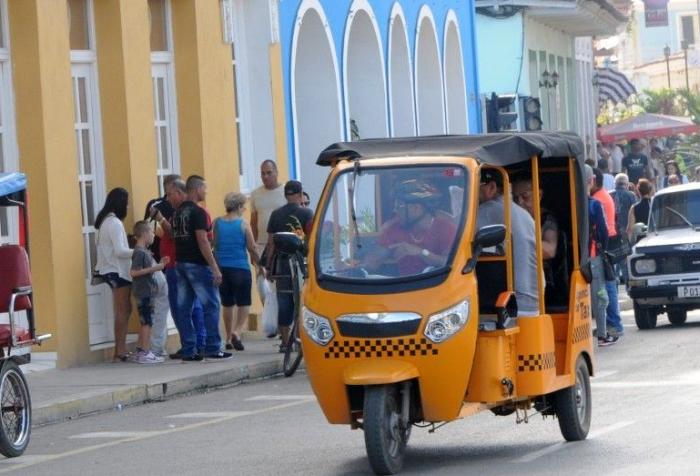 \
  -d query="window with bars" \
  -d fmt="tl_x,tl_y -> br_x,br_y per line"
681,15 -> 696,47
